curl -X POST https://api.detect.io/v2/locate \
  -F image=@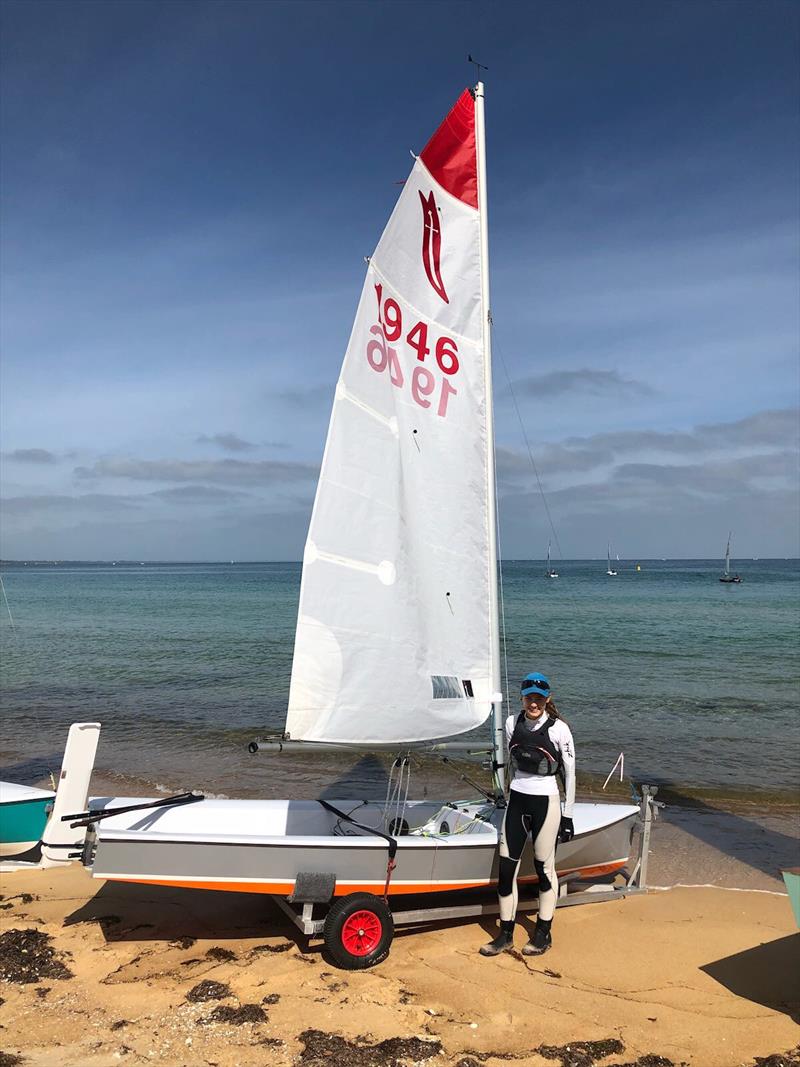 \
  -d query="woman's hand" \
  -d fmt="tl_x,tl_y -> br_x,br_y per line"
558,815 -> 574,843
